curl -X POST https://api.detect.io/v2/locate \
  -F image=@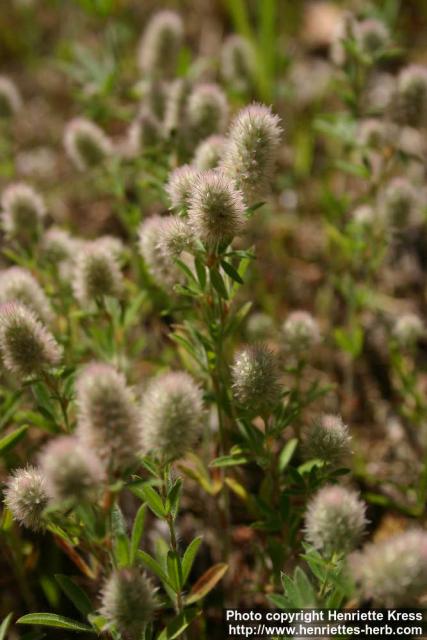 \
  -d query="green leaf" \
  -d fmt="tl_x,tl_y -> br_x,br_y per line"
167,550 -> 183,592
184,563 -> 228,604
279,438 -> 298,471
133,484 -> 166,518
210,268 -> 228,299
0,424 -> 28,455
194,256 -> 206,290
55,575 -> 92,617
166,479 -> 182,519
209,454 -> 249,468
220,260 -> 244,284
182,536 -> 202,585
0,613 -> 13,640
156,607 -> 199,640
17,613 -> 94,633
137,550 -> 173,589
130,504 -> 146,565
